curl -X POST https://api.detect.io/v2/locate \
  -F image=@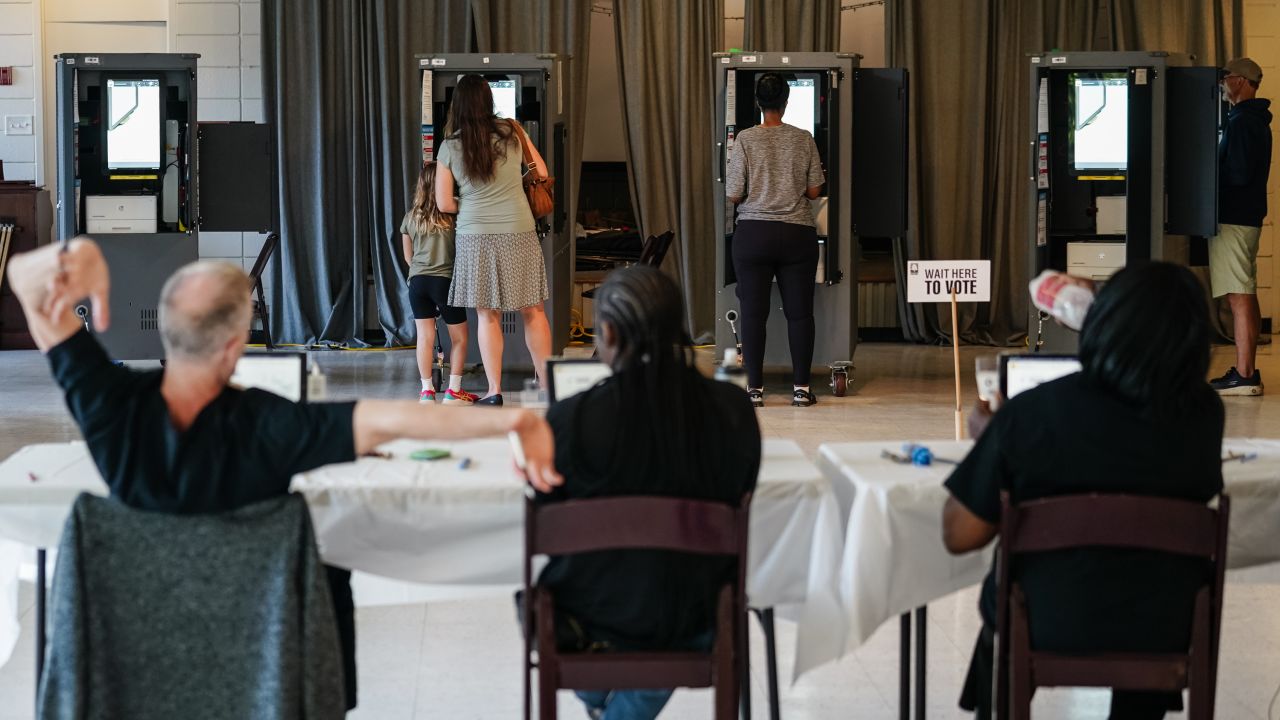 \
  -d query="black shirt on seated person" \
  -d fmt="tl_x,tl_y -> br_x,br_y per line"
46,328 -> 360,707
537,367 -> 760,650
945,371 -> 1224,654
